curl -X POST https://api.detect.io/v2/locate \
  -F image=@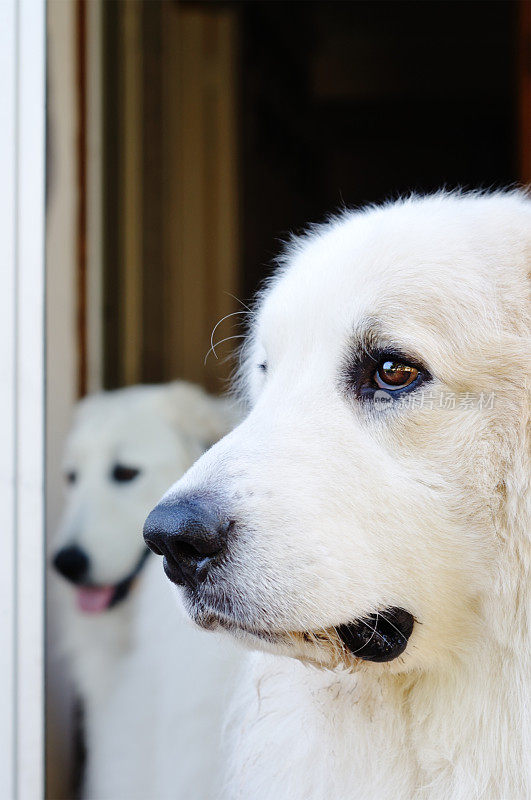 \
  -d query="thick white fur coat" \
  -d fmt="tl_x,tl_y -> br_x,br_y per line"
158,193 -> 530,800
